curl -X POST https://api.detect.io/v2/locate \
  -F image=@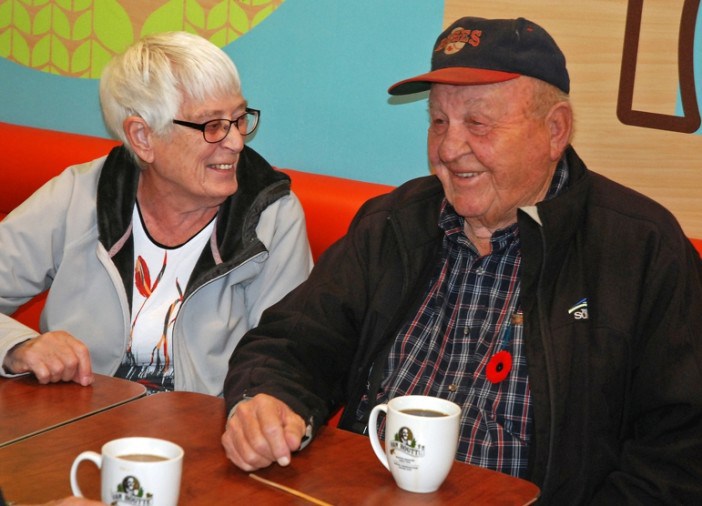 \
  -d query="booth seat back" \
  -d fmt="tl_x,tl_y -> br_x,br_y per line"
692,238 -> 702,256
0,123 -> 119,217
0,121 -> 394,259
0,121 -> 393,330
